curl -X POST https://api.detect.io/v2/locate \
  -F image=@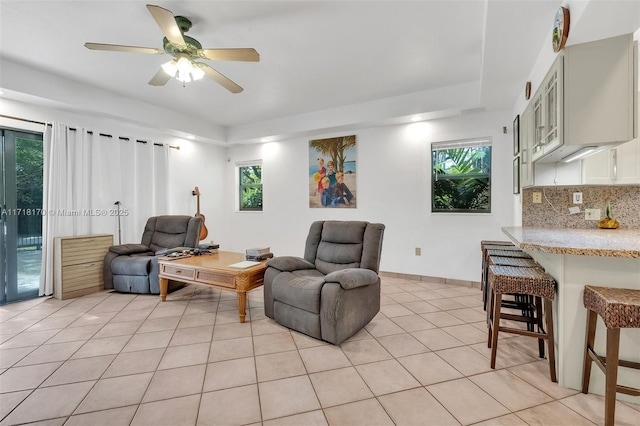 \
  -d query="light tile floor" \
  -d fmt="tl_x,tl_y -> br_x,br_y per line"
1,277 -> 639,425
